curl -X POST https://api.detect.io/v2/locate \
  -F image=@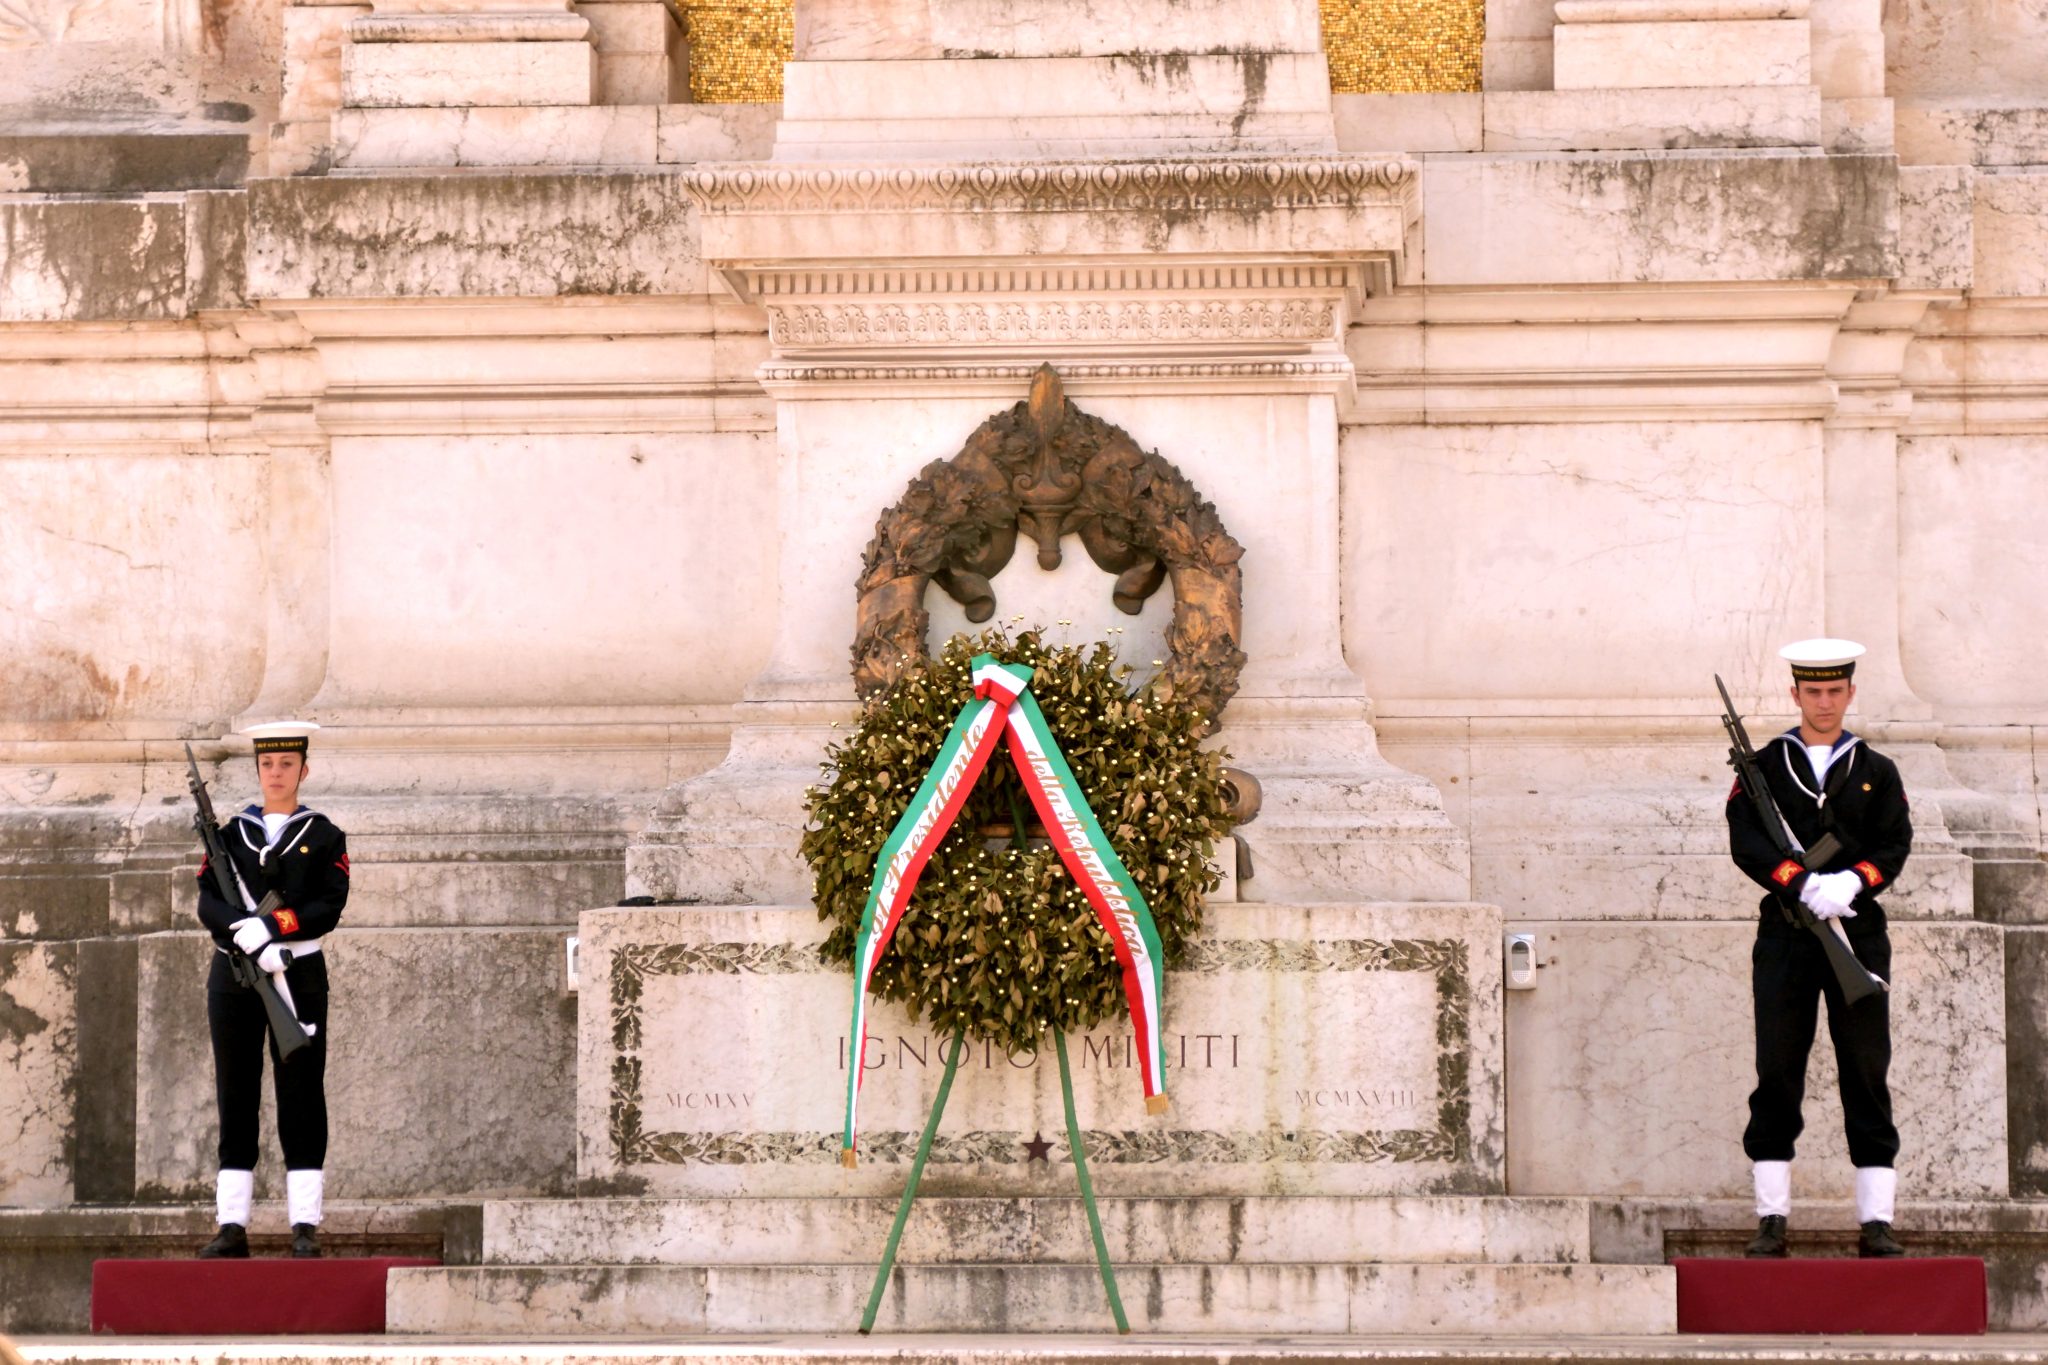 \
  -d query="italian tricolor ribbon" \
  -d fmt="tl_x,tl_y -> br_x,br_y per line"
841,654 -> 1170,1167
